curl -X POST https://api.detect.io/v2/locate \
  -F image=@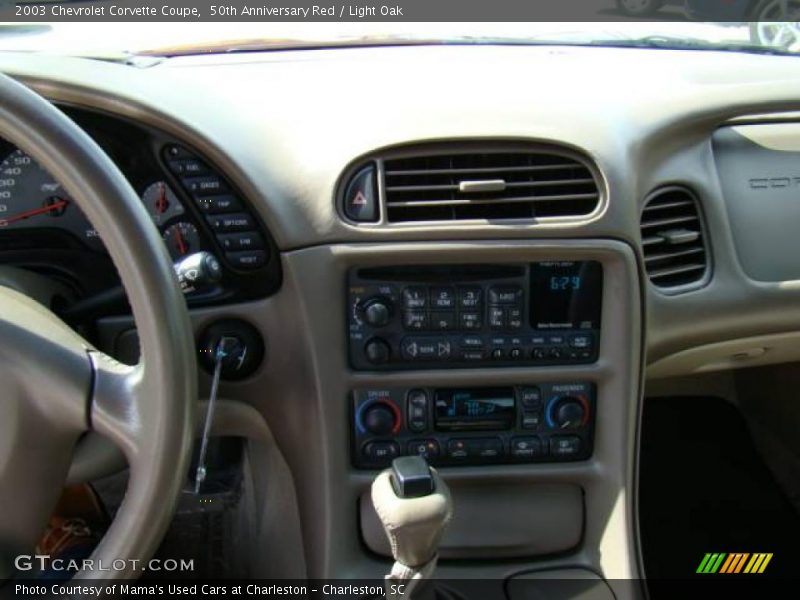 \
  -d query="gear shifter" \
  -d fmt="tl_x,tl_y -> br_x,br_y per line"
371,456 -> 453,600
